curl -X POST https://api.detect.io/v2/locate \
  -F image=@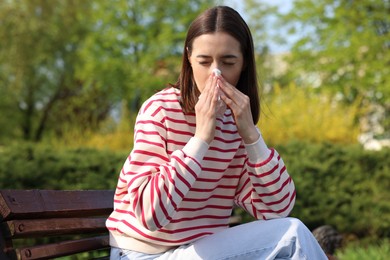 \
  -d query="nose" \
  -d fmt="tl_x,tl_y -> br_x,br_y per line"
211,63 -> 221,75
